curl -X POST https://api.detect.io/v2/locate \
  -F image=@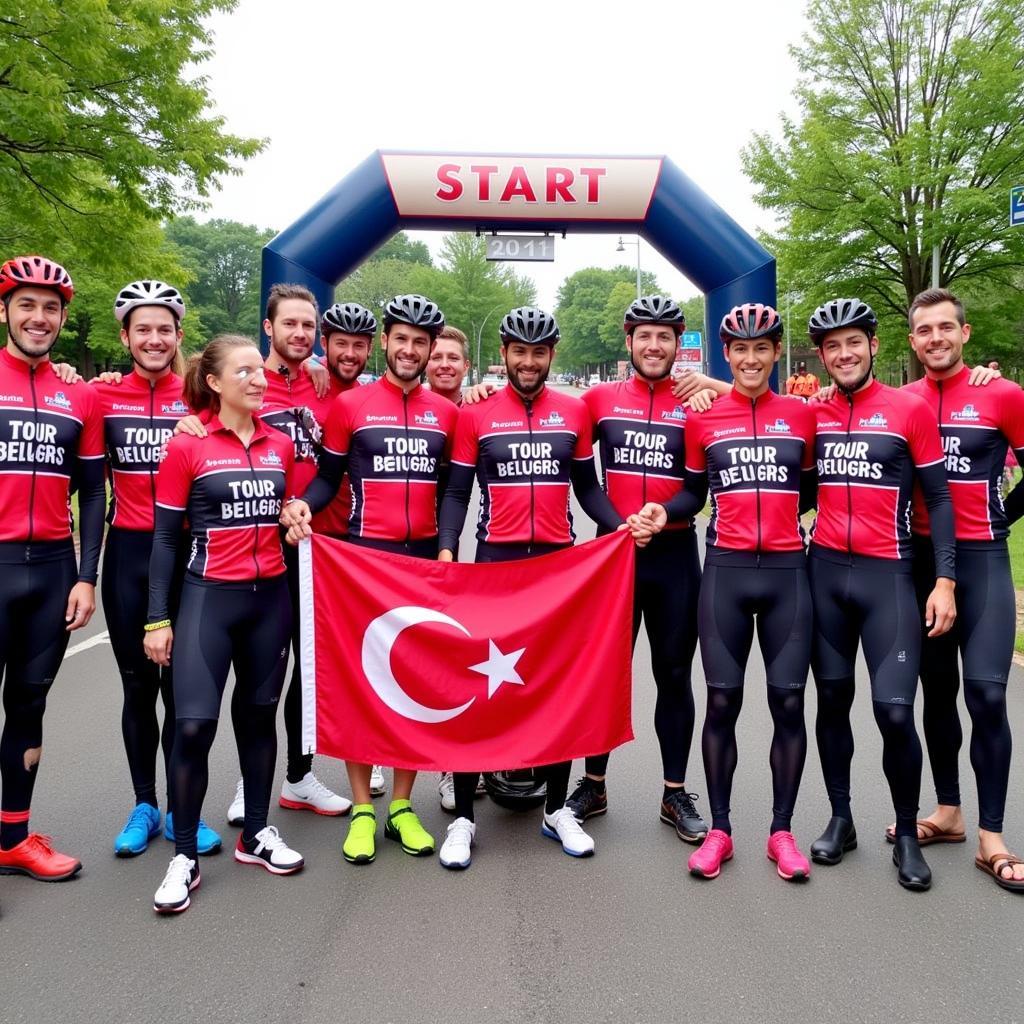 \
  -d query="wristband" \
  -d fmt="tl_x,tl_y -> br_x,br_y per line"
144,619 -> 171,632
